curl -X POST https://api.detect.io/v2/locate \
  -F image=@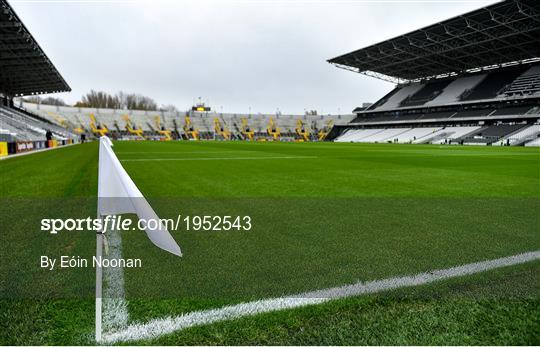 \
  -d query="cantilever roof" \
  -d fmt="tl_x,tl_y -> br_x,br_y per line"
328,0 -> 540,83
0,0 -> 70,96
